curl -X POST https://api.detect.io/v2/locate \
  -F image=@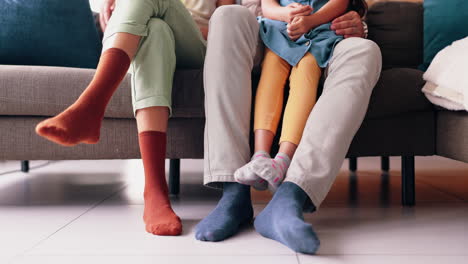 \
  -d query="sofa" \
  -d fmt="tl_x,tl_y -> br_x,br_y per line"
1,2 -> 467,206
